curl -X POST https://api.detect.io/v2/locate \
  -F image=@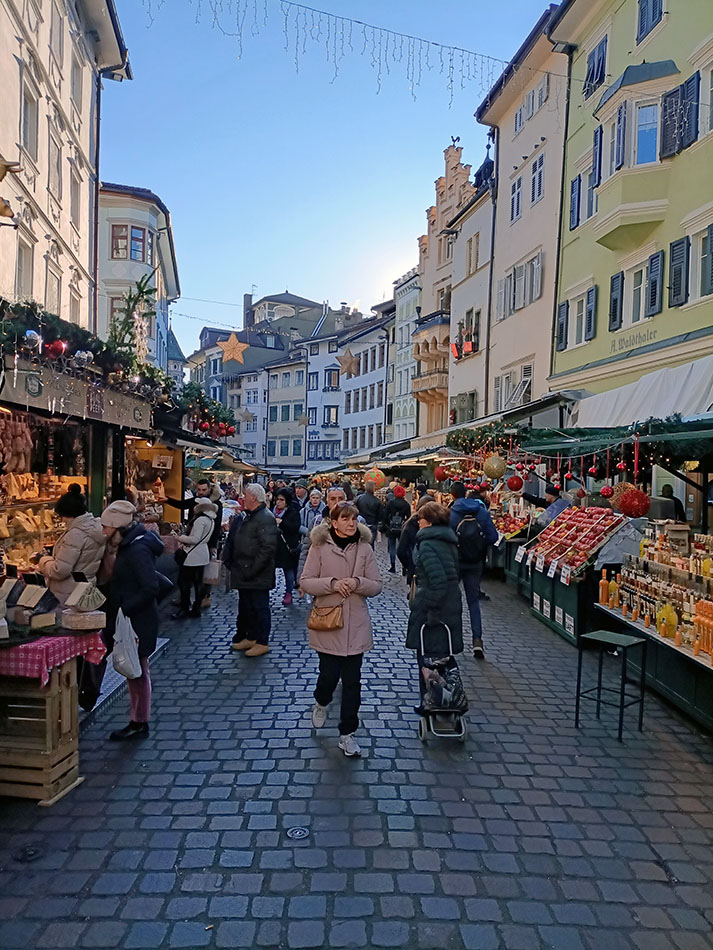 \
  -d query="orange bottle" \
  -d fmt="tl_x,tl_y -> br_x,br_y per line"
599,569 -> 609,606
